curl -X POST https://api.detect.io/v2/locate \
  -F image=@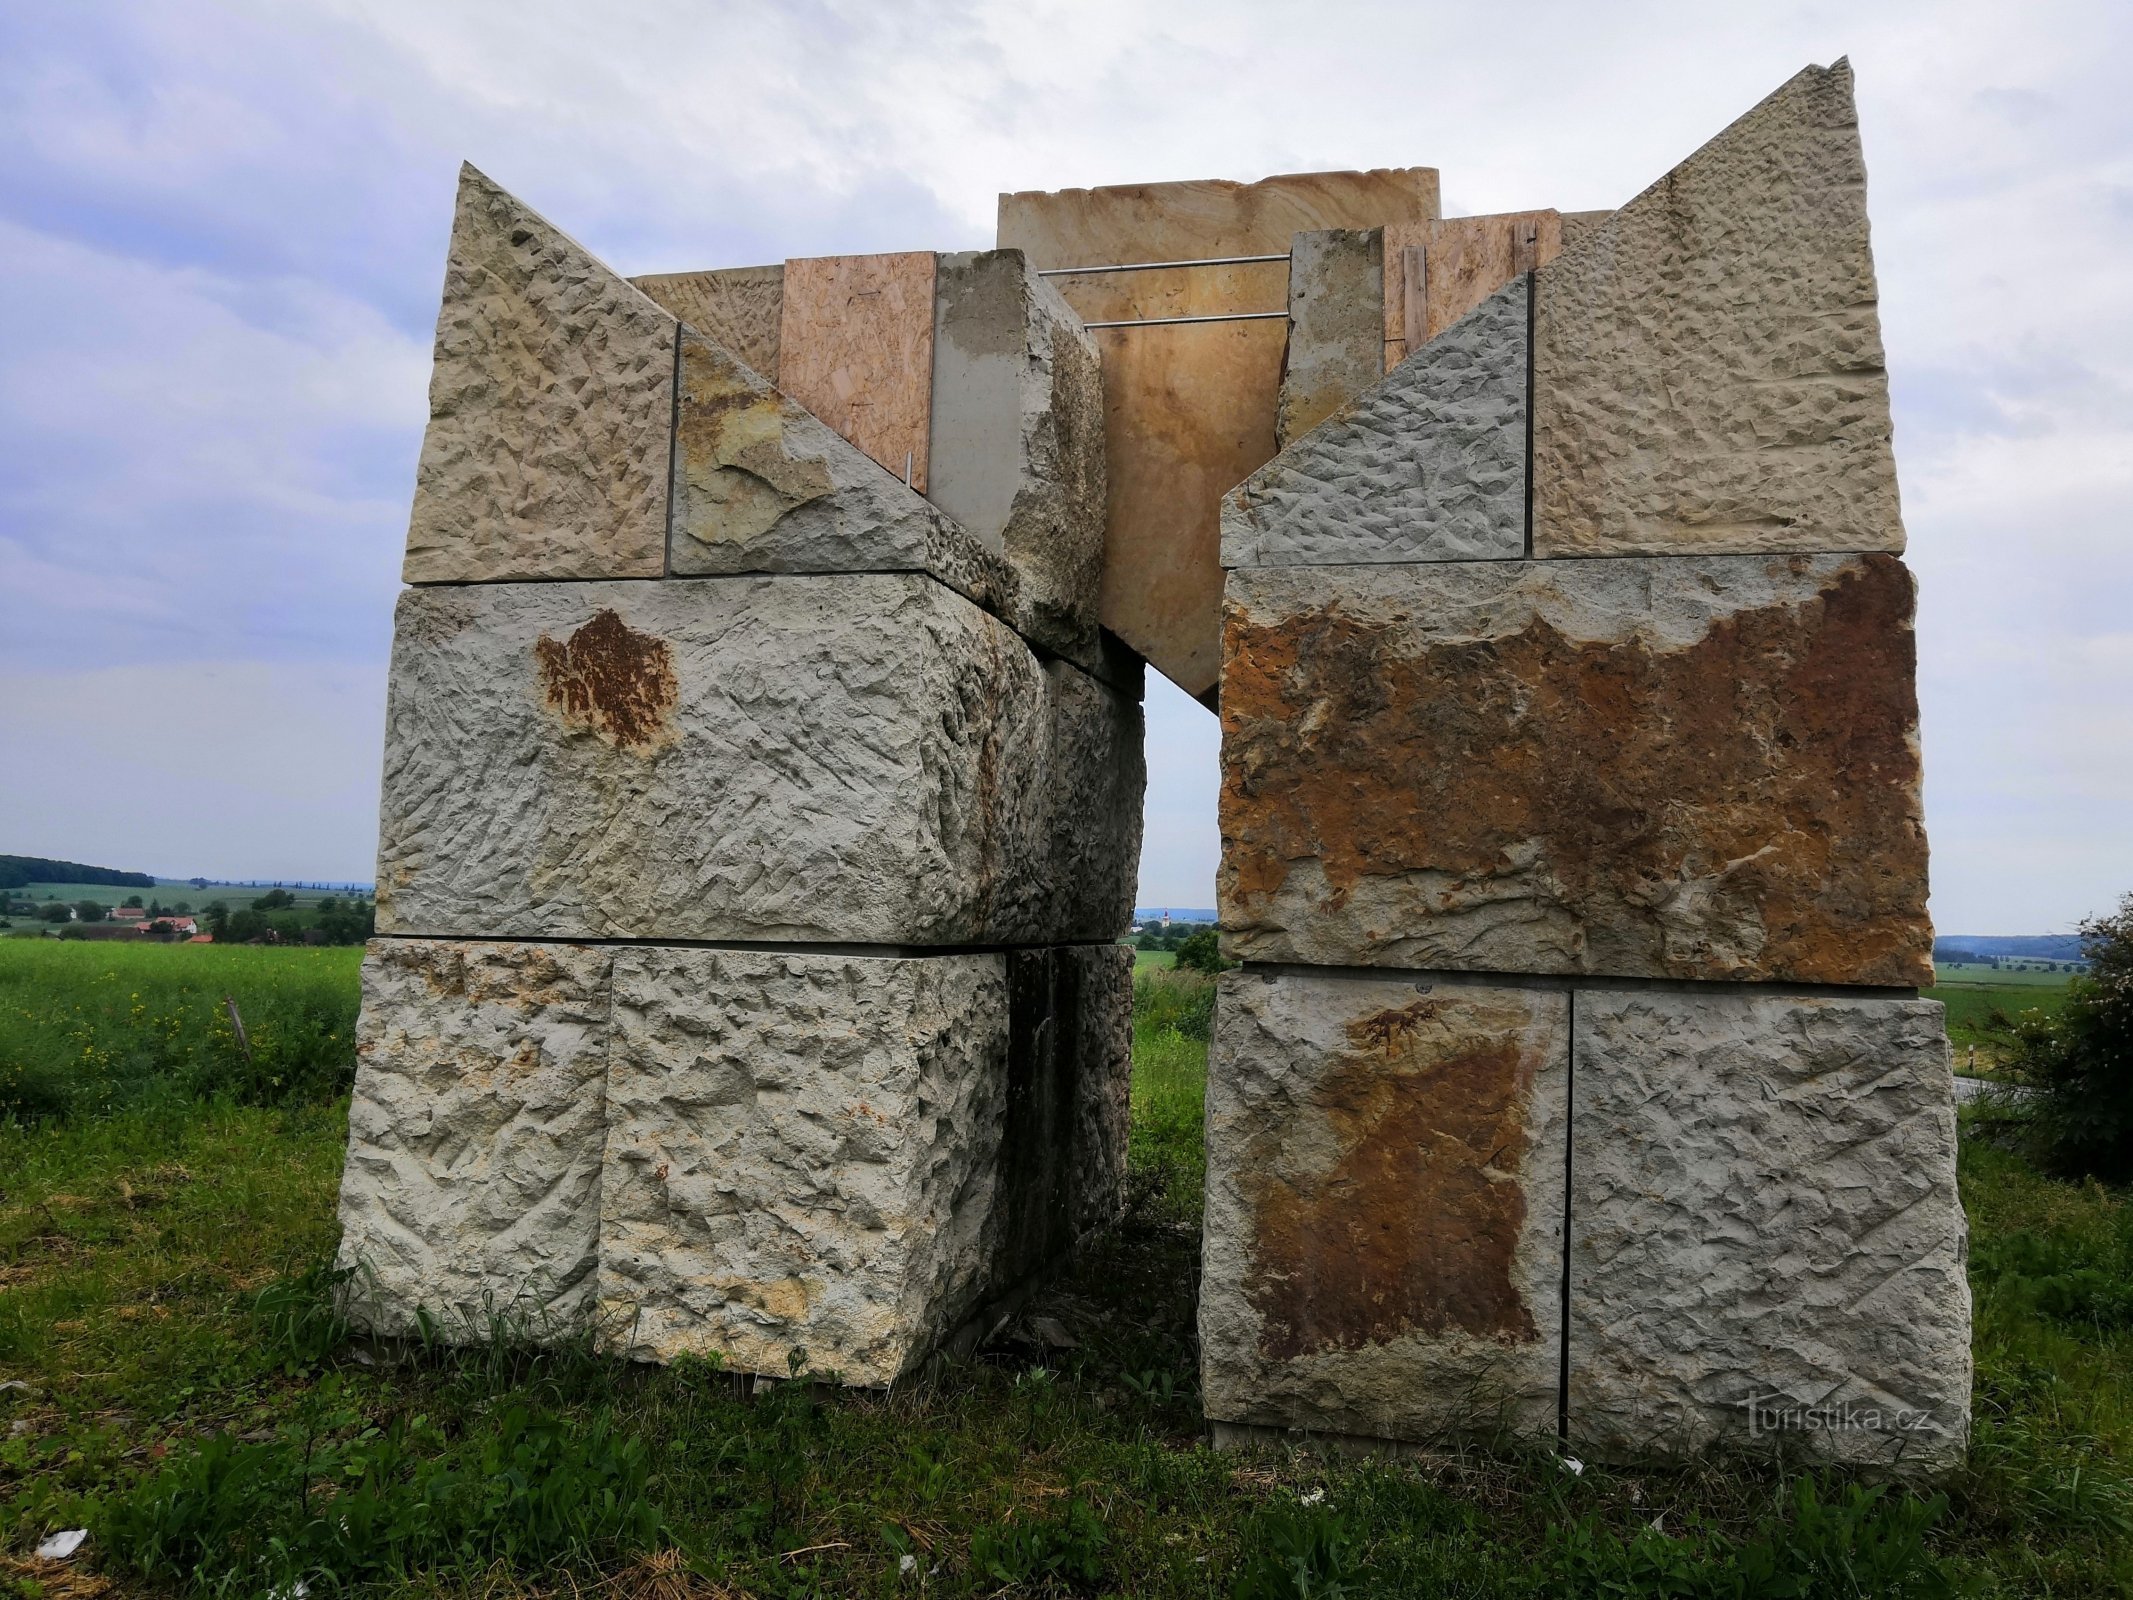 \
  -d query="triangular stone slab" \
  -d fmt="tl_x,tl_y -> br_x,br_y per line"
1532,60 -> 1903,557
405,165 -> 678,583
